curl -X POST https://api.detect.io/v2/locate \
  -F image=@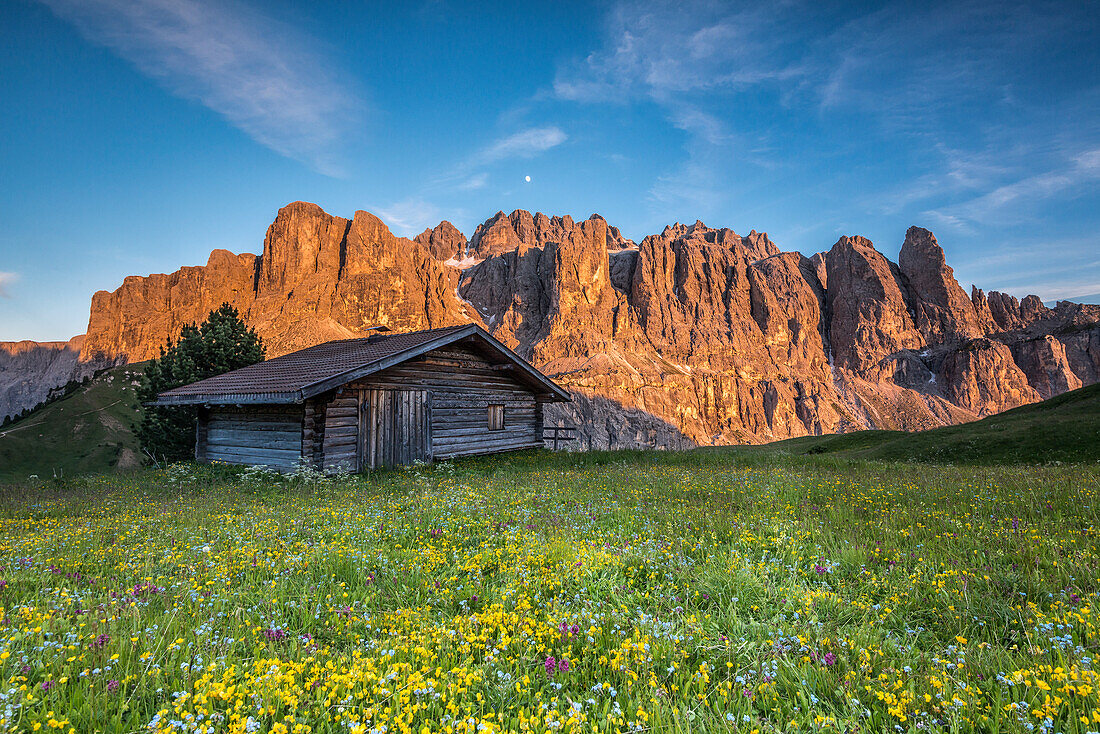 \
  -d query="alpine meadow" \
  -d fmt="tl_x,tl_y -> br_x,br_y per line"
3,1 -> 1100,733
0,449 -> 1098,733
